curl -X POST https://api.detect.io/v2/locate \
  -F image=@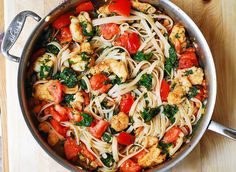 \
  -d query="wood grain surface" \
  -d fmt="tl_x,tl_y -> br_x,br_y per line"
1,0 -> 236,171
